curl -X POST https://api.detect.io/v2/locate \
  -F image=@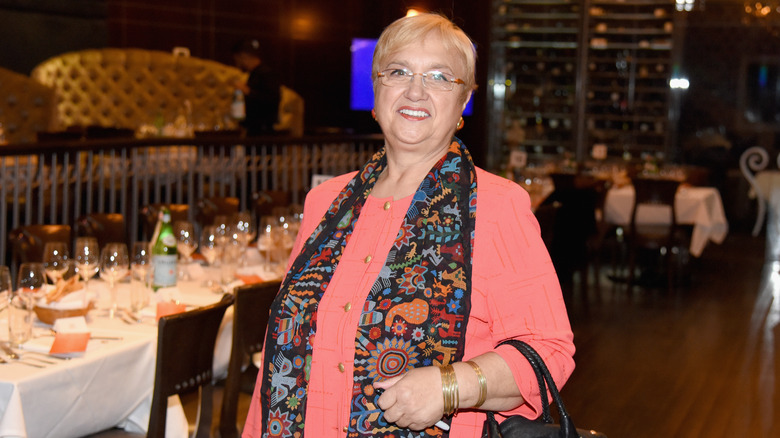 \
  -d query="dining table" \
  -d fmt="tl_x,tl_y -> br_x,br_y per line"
603,183 -> 729,257
0,248 -> 281,438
